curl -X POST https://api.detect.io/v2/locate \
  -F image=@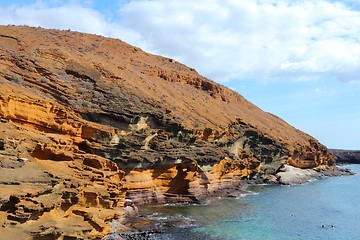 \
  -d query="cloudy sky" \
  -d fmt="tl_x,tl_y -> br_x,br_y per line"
1,0 -> 359,149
